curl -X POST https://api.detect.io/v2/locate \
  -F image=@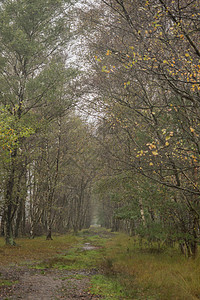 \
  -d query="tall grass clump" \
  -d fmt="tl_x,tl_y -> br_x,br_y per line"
102,234 -> 200,299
